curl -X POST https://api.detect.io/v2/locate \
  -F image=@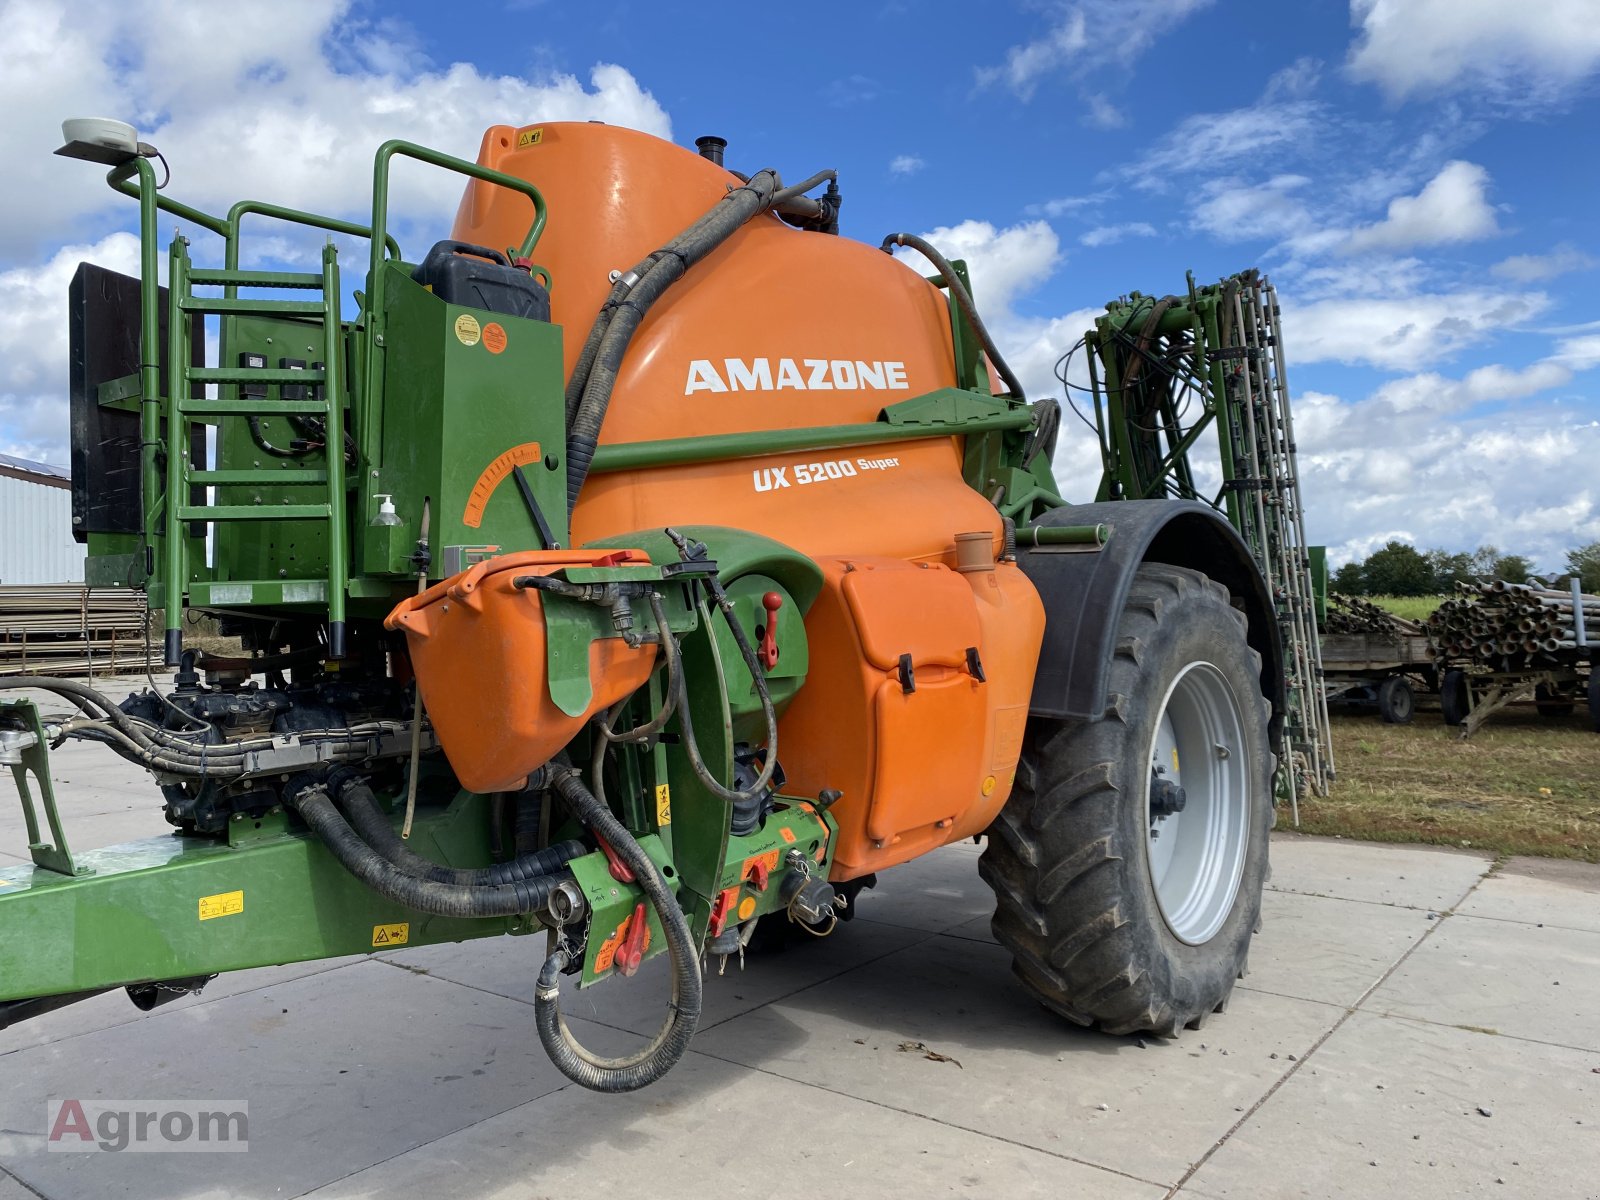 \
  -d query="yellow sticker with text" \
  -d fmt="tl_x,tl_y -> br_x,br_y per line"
655,783 -> 672,827
198,890 -> 244,921
517,127 -> 544,147
453,313 -> 481,347
371,922 -> 410,948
